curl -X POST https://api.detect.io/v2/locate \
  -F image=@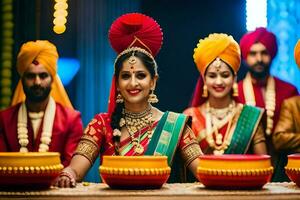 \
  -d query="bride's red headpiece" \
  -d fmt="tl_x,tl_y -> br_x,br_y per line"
109,13 -> 163,57
107,13 -> 163,116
